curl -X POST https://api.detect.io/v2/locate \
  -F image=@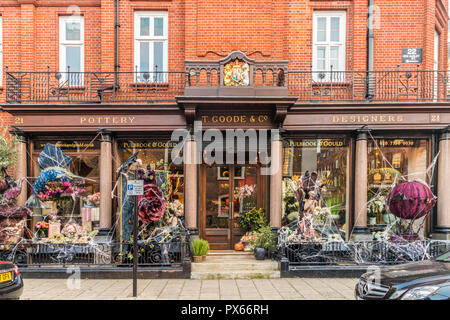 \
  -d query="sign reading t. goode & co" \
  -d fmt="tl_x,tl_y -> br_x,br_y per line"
200,114 -> 272,125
